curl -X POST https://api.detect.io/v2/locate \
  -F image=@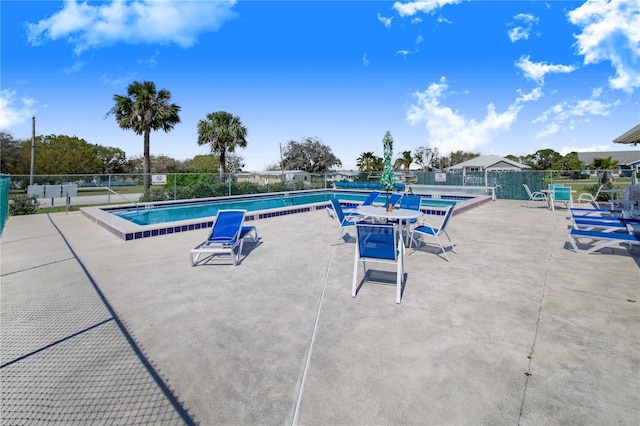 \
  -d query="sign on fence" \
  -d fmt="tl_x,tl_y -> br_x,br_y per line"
435,173 -> 447,182
152,175 -> 167,185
